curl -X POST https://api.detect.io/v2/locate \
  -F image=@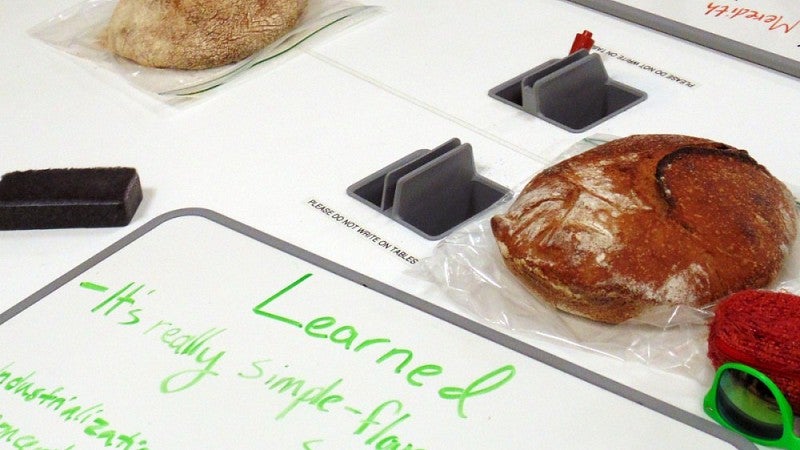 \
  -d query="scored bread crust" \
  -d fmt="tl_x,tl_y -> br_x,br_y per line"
491,135 -> 798,324
104,0 -> 308,70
